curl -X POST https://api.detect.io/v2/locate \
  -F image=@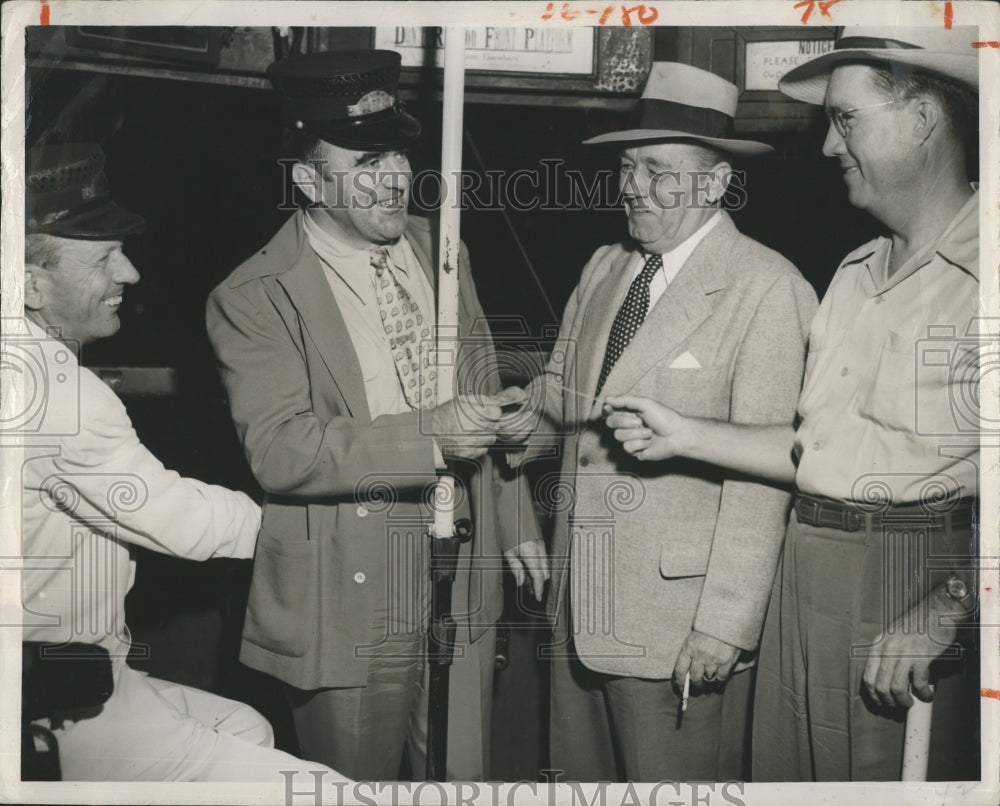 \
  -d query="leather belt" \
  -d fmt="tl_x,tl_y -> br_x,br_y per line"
794,492 -> 976,533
